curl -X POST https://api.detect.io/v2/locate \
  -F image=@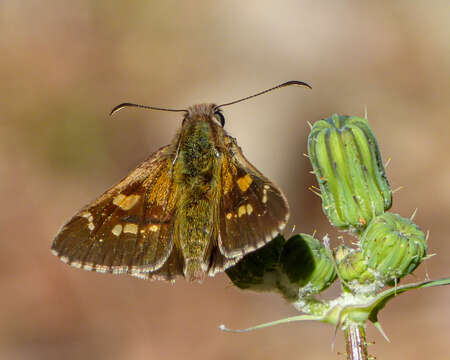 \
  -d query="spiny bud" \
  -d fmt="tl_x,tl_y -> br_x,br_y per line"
334,245 -> 352,263
361,212 -> 428,283
308,114 -> 392,233
337,249 -> 375,286
280,234 -> 337,297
